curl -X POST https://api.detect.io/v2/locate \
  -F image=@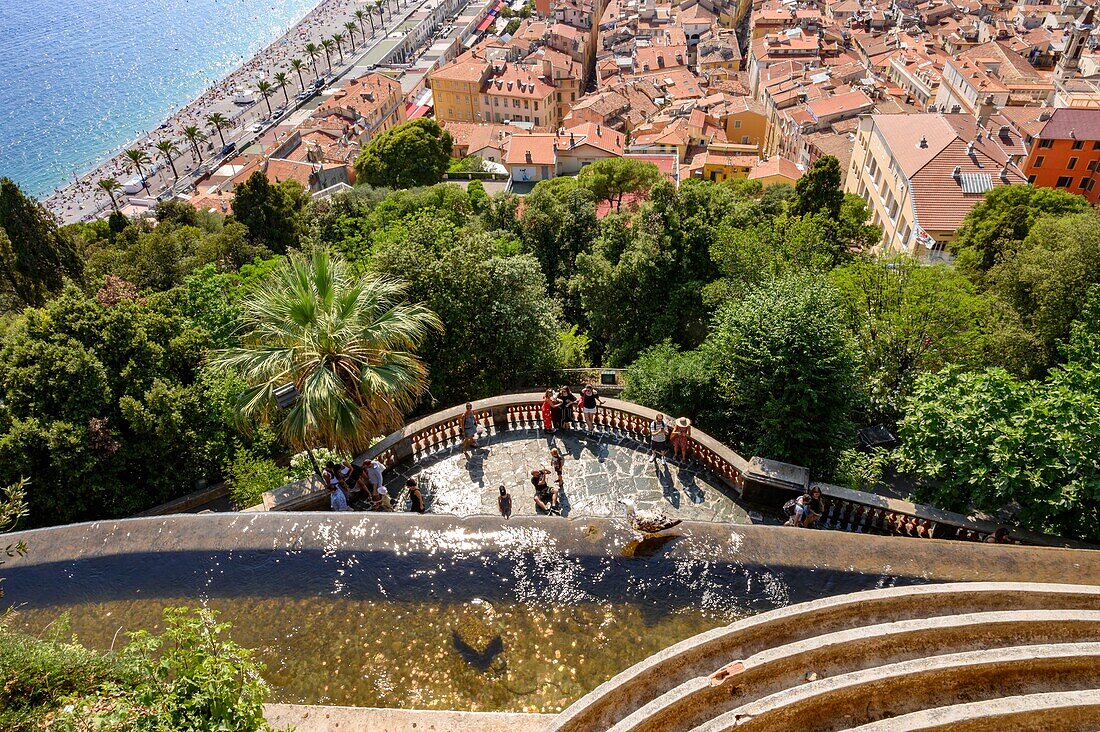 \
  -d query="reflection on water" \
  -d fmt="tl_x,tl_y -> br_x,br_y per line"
12,597 -> 731,713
